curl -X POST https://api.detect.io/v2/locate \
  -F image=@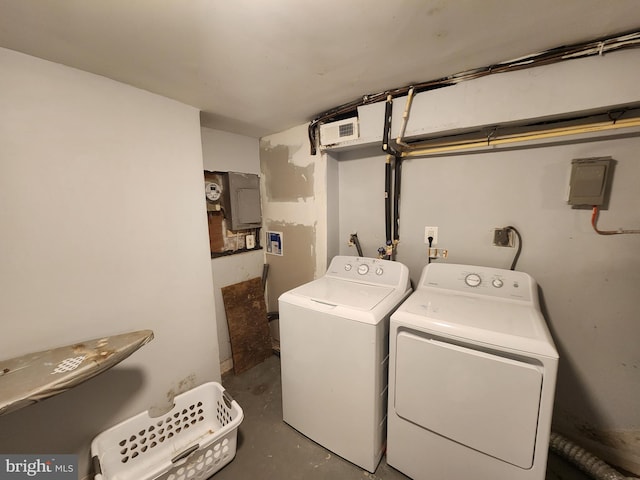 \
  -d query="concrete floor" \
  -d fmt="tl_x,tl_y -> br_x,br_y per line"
216,354 -> 590,480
